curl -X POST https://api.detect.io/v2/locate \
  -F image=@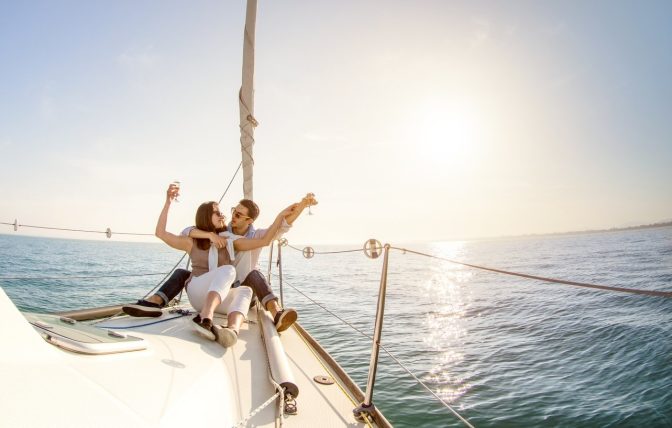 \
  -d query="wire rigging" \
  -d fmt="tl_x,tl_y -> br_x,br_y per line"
389,246 -> 672,299
287,244 -> 362,255
0,222 -> 152,236
281,242 -> 671,299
